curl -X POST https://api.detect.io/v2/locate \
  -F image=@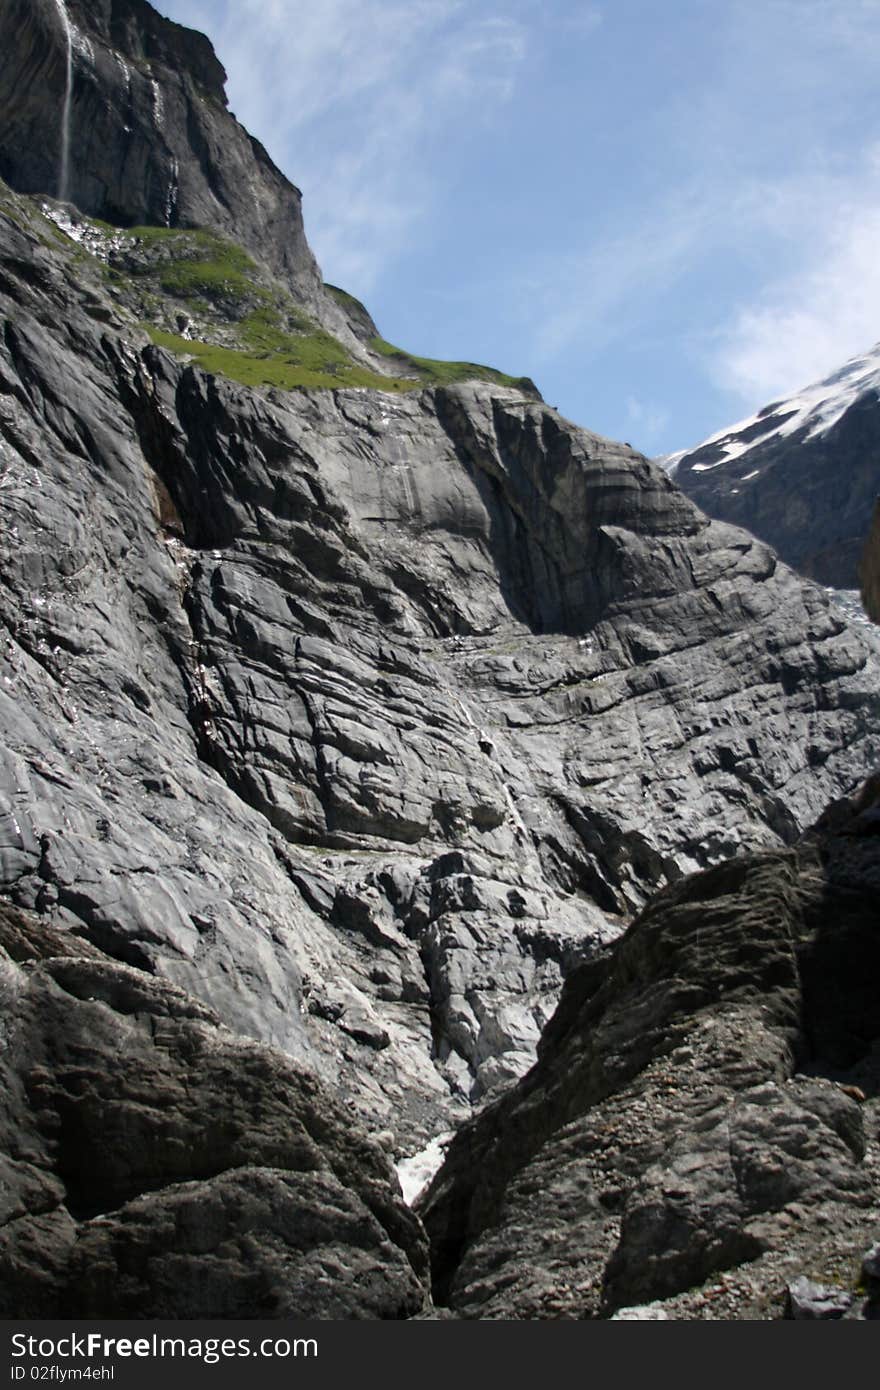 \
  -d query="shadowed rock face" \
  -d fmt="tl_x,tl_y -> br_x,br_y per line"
0,903 -> 428,1319
1,180 -> 879,1148
419,782 -> 880,1319
861,500 -> 880,624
